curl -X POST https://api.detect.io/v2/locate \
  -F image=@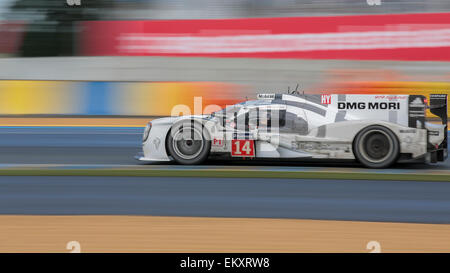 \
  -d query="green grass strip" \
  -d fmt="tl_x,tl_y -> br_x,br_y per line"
0,169 -> 448,182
